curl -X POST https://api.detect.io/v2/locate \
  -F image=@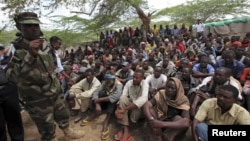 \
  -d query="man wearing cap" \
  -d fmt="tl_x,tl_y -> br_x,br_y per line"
163,38 -> 173,53
81,72 -> 123,140
87,55 -> 95,68
69,68 -> 101,123
115,61 -> 134,85
0,44 -> 24,141
80,59 -> 91,69
6,12 -> 85,140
